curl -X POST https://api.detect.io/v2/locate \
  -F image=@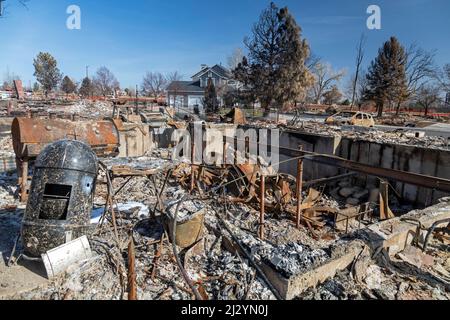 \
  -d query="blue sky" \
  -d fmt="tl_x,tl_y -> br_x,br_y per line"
0,0 -> 449,89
